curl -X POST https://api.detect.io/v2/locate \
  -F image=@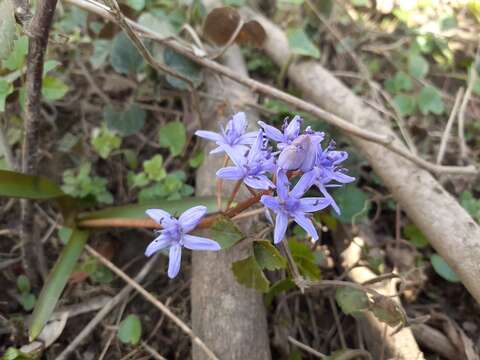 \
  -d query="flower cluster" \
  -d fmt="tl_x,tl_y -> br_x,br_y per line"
145,112 -> 354,278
